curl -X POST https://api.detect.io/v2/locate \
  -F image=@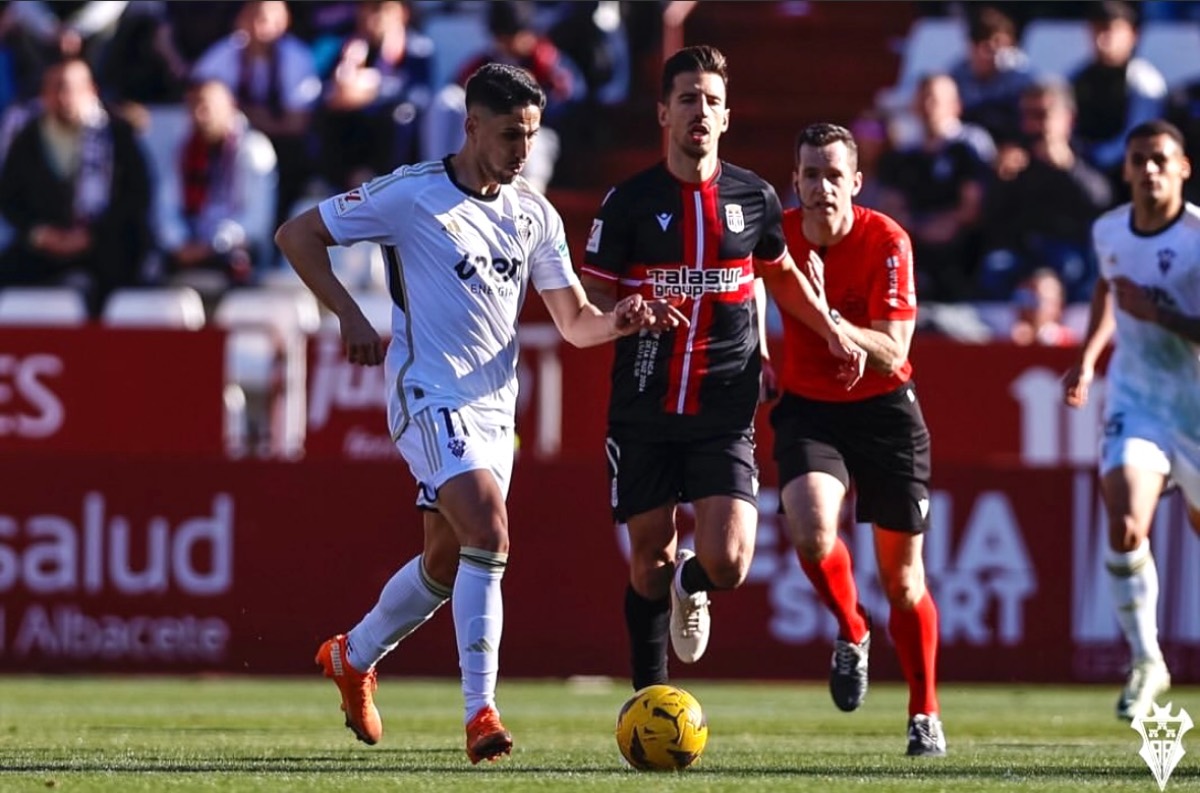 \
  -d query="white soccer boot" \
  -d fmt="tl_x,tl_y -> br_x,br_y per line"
669,549 -> 711,663
1117,657 -> 1171,721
